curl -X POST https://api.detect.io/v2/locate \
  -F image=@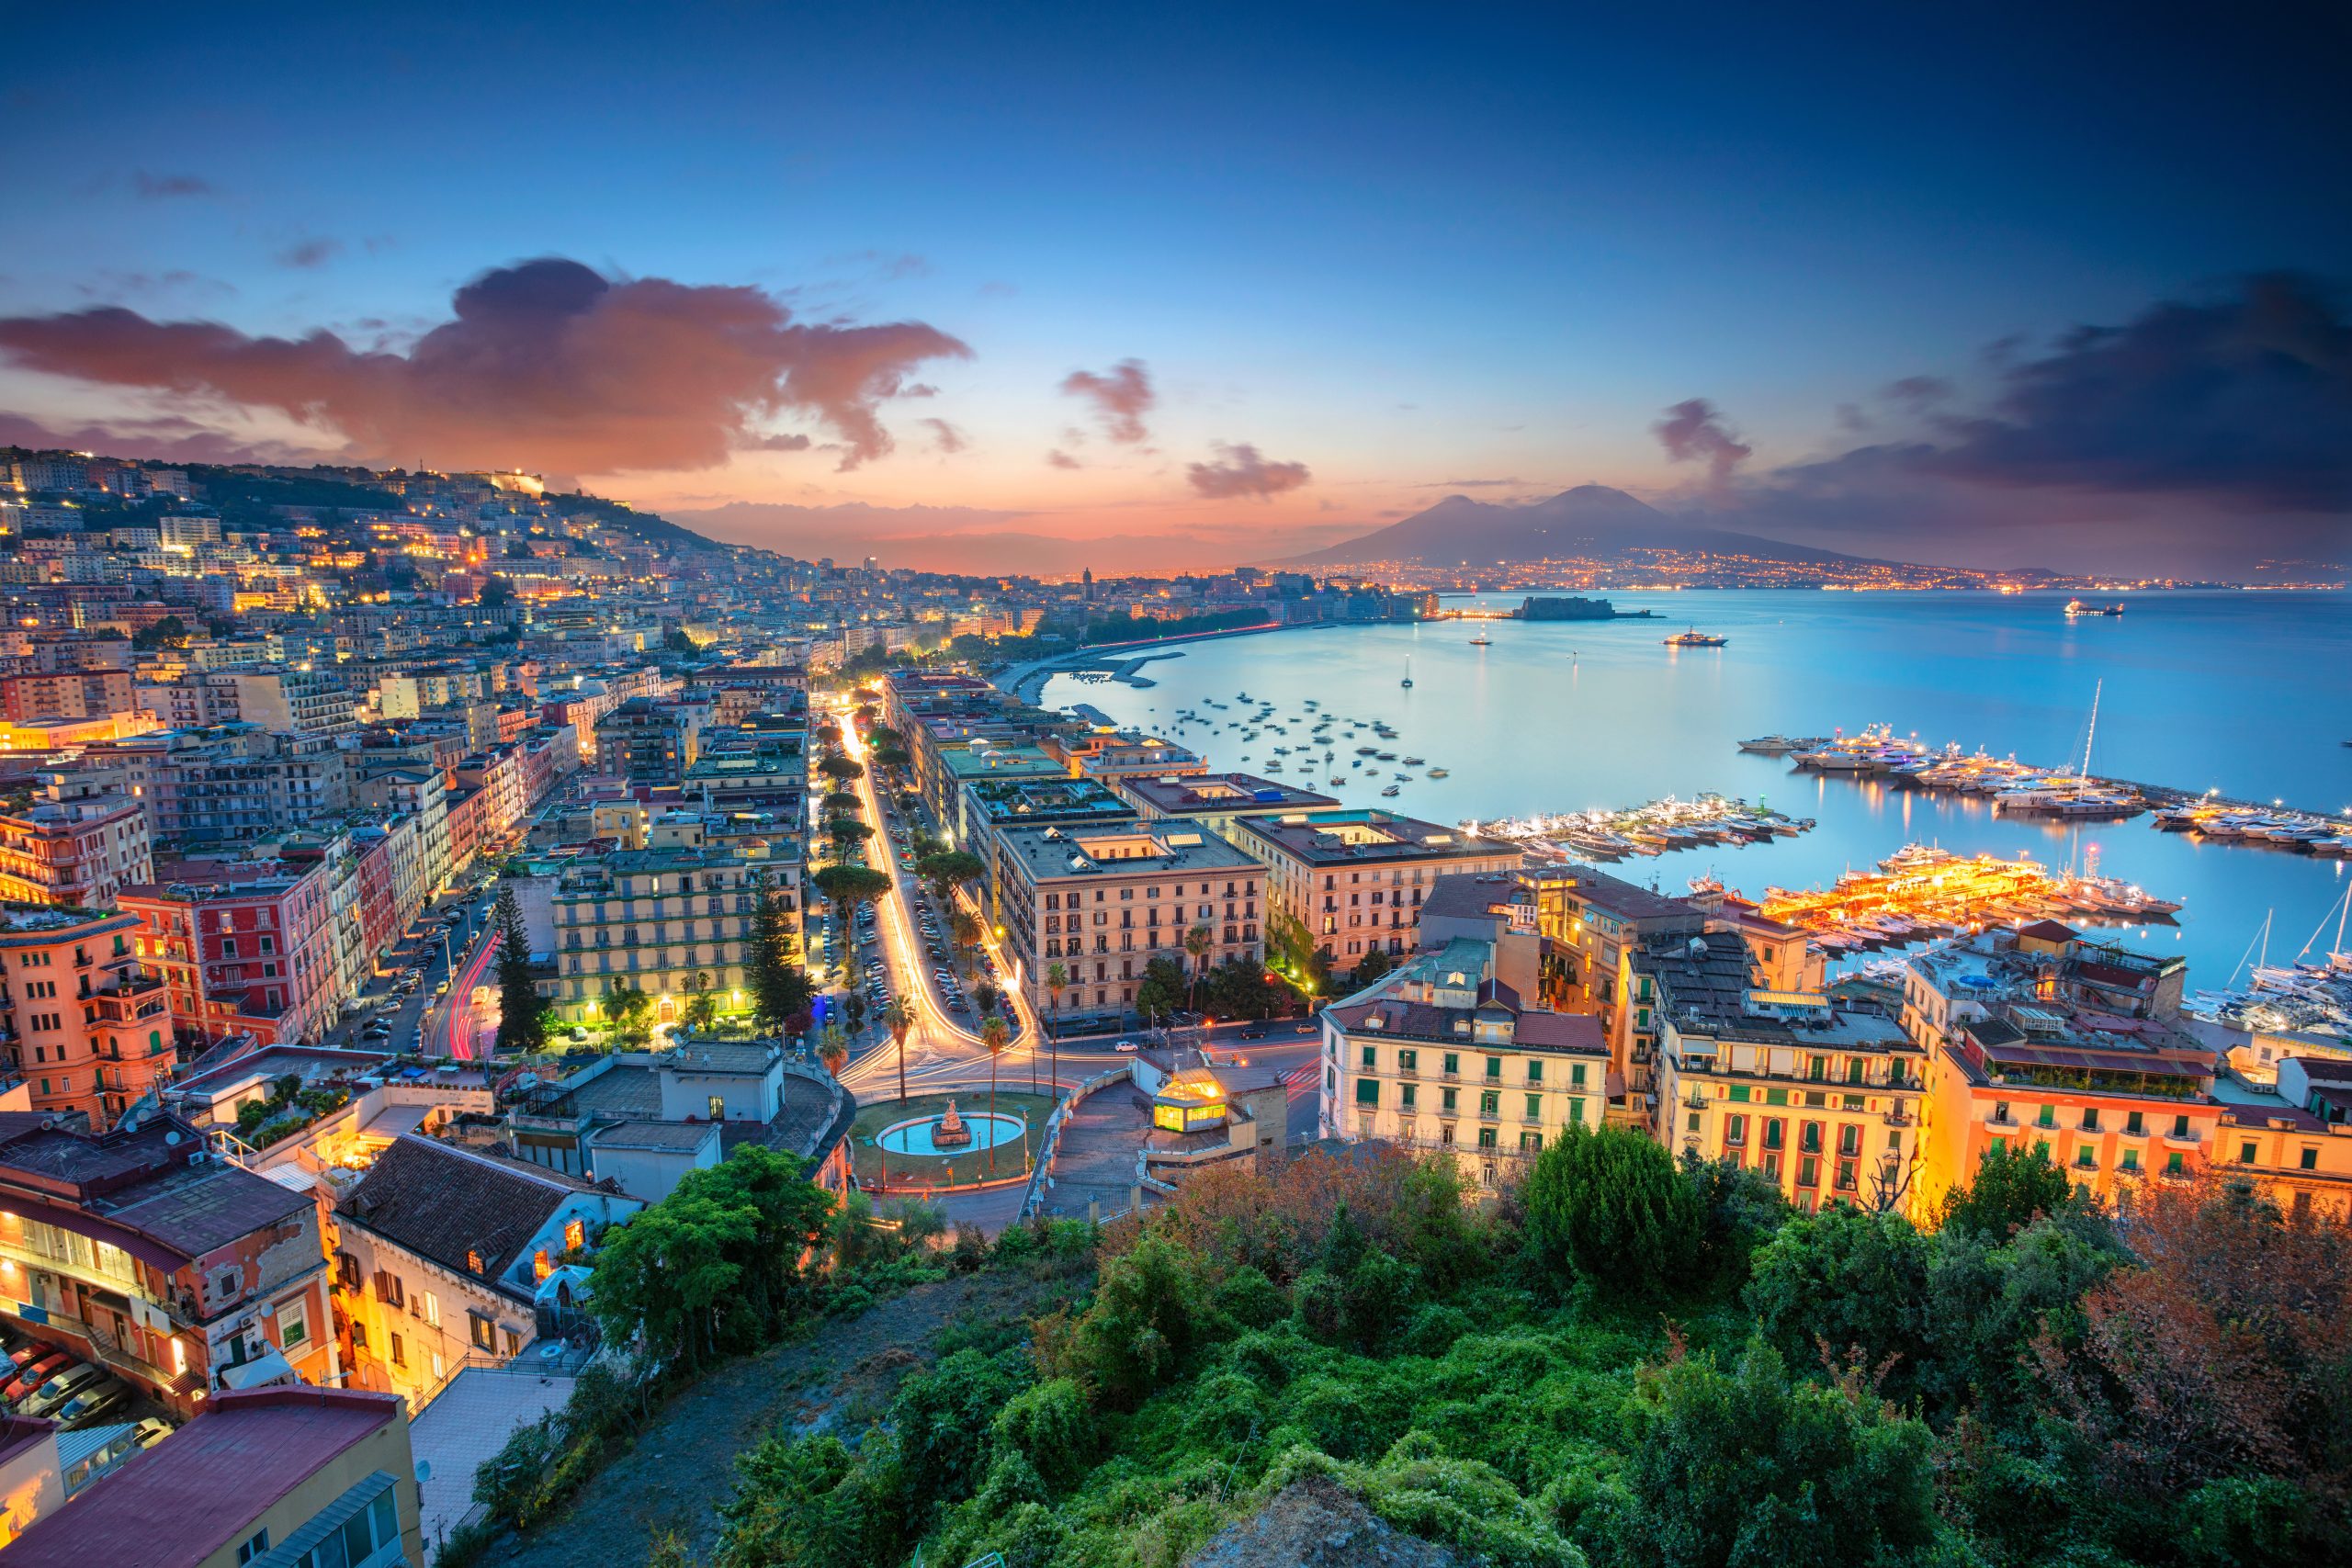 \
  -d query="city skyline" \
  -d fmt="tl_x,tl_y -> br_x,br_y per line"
3,6 -> 2347,577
